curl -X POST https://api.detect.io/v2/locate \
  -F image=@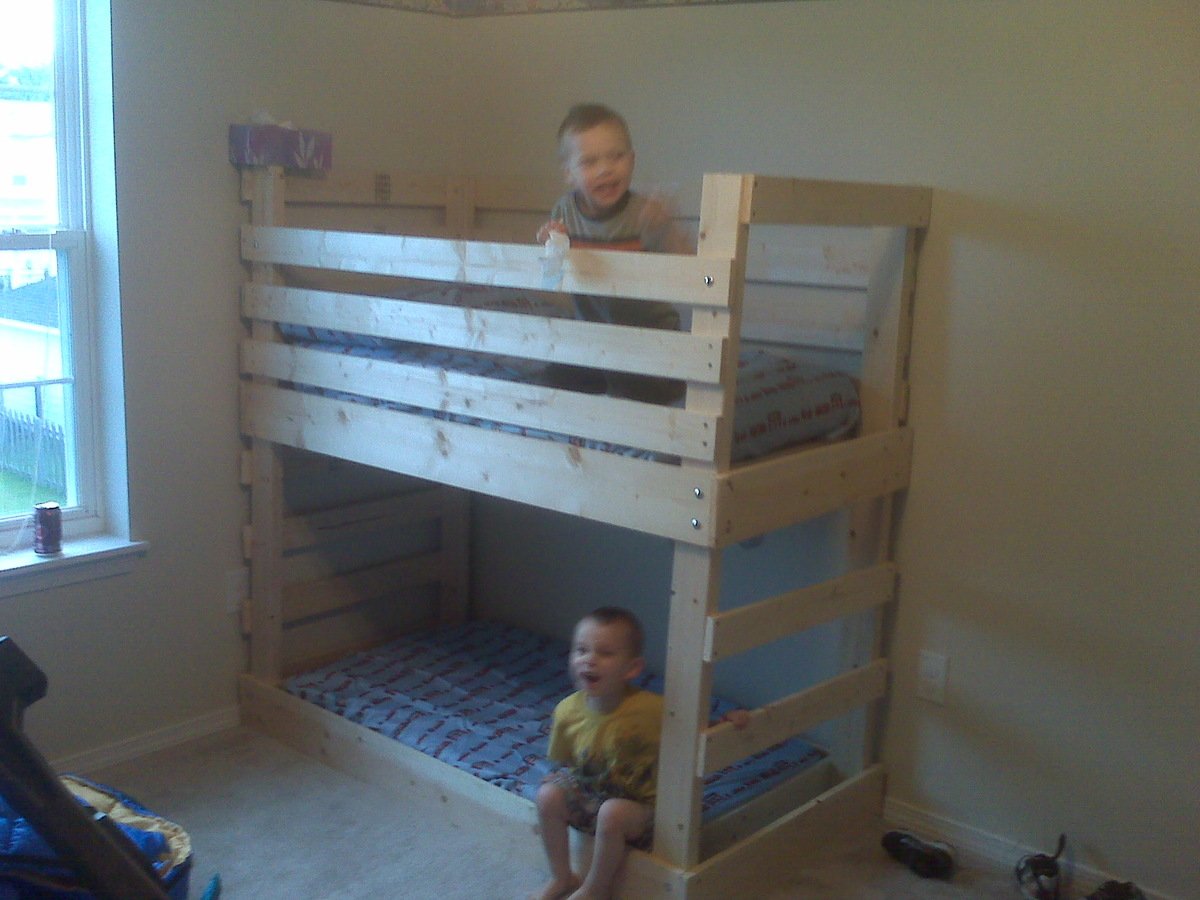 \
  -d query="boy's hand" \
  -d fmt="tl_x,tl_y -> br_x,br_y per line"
537,219 -> 568,243
720,709 -> 751,730
637,193 -> 676,235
